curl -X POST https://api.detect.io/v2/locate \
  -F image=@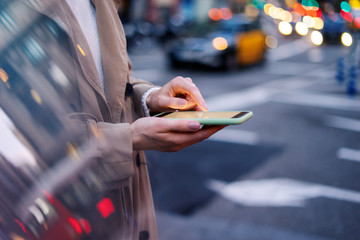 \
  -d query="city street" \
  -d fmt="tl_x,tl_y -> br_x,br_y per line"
130,35 -> 360,240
